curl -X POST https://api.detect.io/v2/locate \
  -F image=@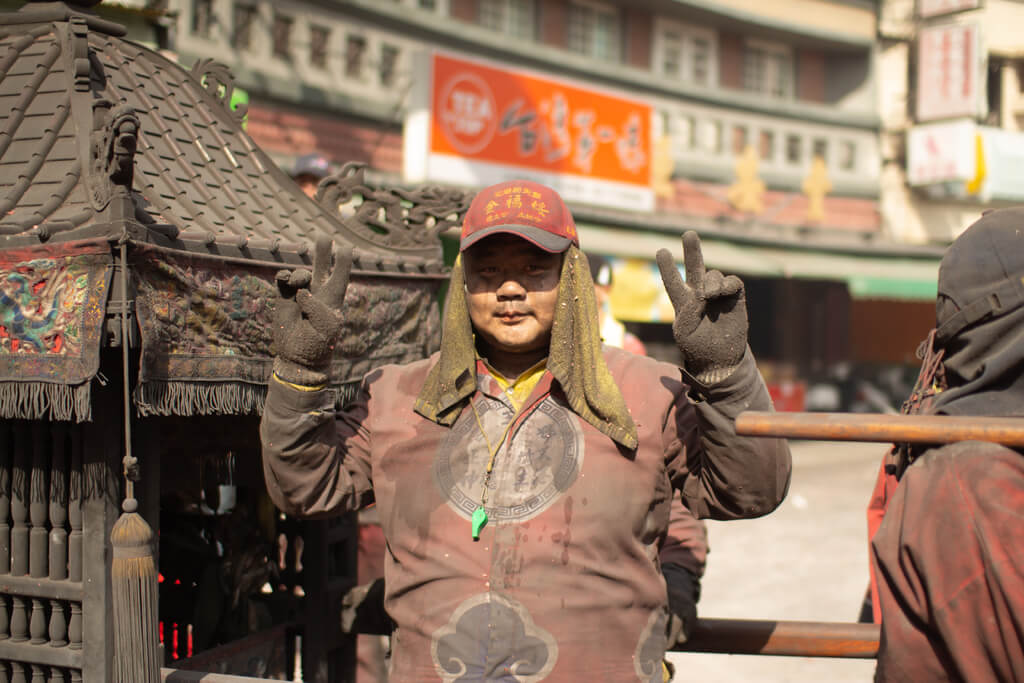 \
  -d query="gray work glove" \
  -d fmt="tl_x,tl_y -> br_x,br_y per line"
656,231 -> 748,384
663,562 -> 700,648
272,237 -> 353,387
